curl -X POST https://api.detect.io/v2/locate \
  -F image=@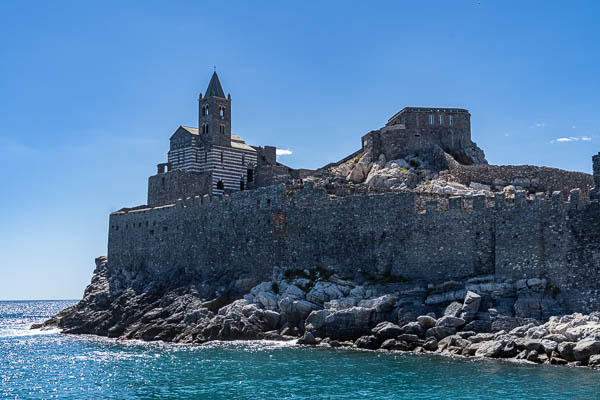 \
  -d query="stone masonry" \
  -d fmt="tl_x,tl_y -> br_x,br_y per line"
109,153 -> 600,312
